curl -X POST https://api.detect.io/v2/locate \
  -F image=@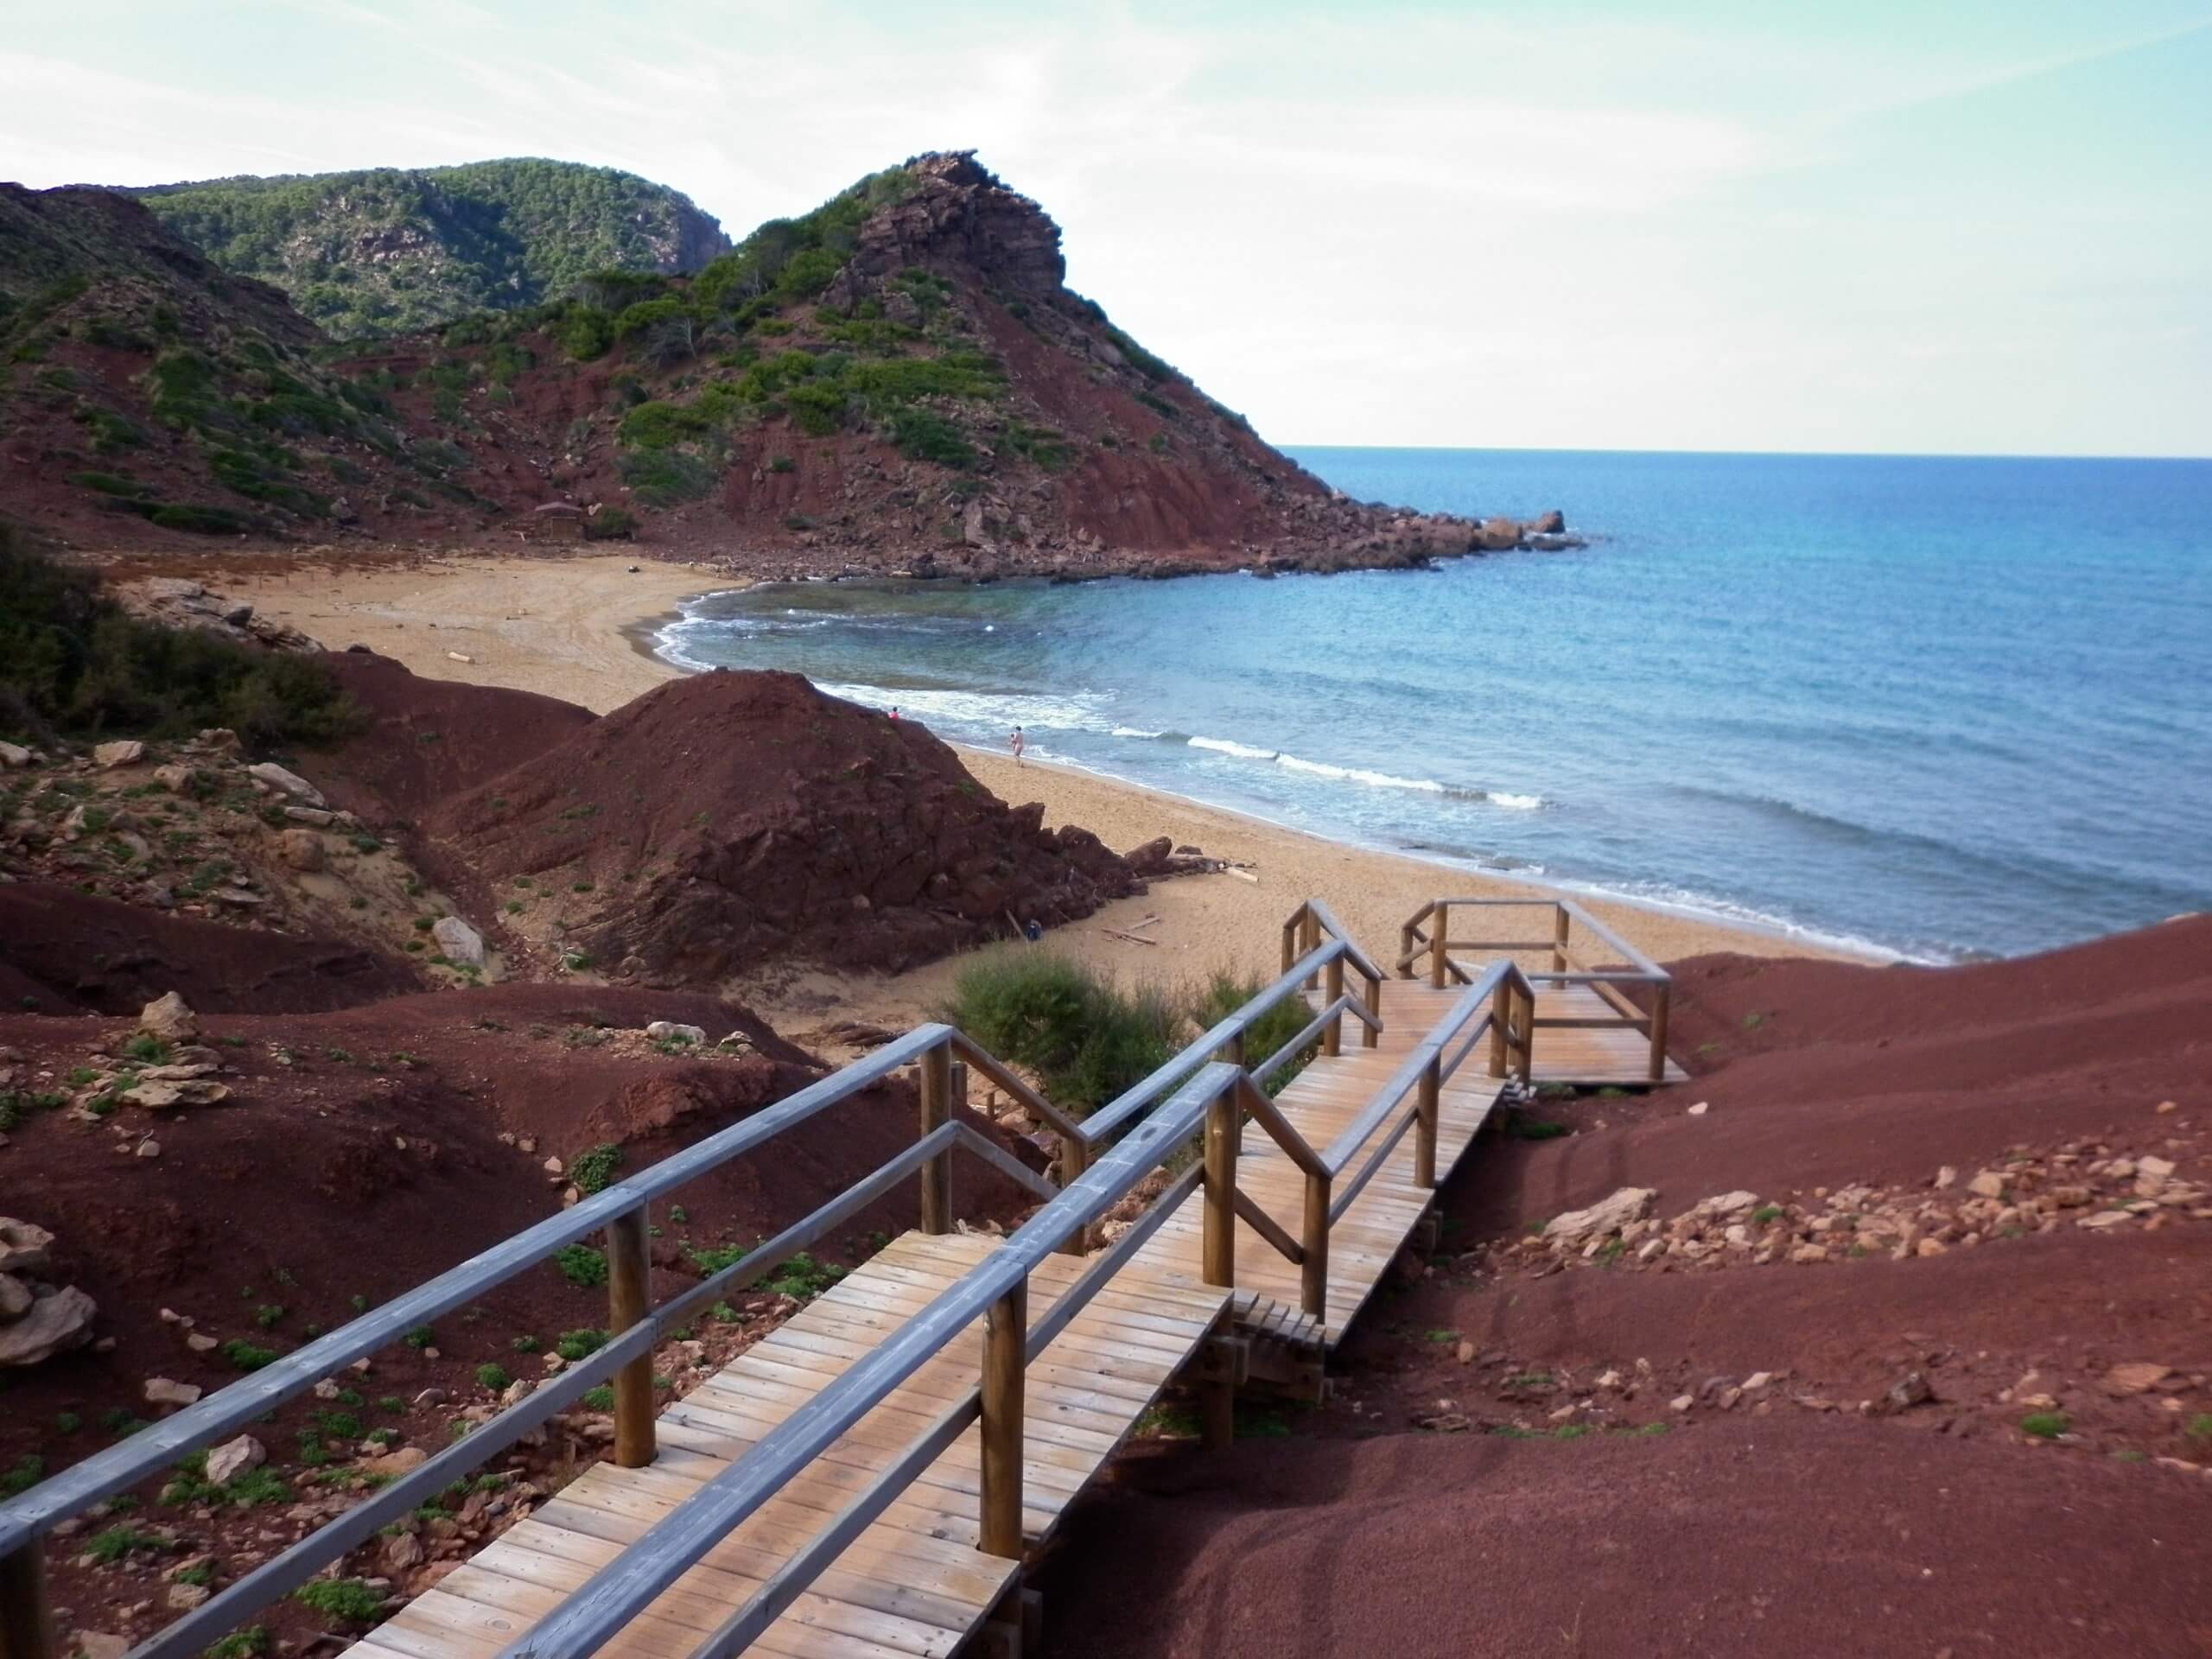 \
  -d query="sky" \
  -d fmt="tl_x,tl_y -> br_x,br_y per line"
3,1 -> 2208,457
